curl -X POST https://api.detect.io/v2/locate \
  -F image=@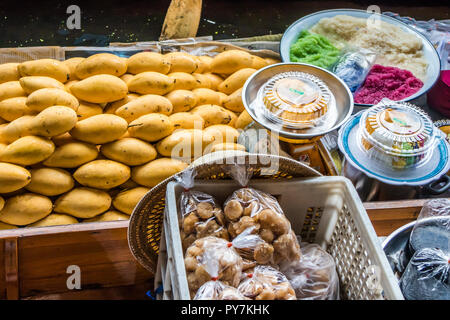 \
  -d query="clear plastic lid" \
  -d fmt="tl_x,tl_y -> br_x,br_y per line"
358,99 -> 436,168
260,71 -> 331,129
434,119 -> 450,144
